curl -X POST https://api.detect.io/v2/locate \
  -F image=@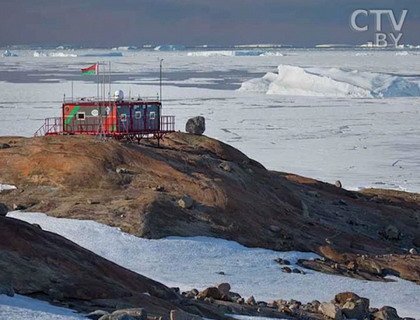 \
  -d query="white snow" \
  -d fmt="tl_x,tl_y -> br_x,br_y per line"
7,212 -> 420,319
0,184 -> 17,193
0,294 -> 84,320
239,65 -> 420,98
